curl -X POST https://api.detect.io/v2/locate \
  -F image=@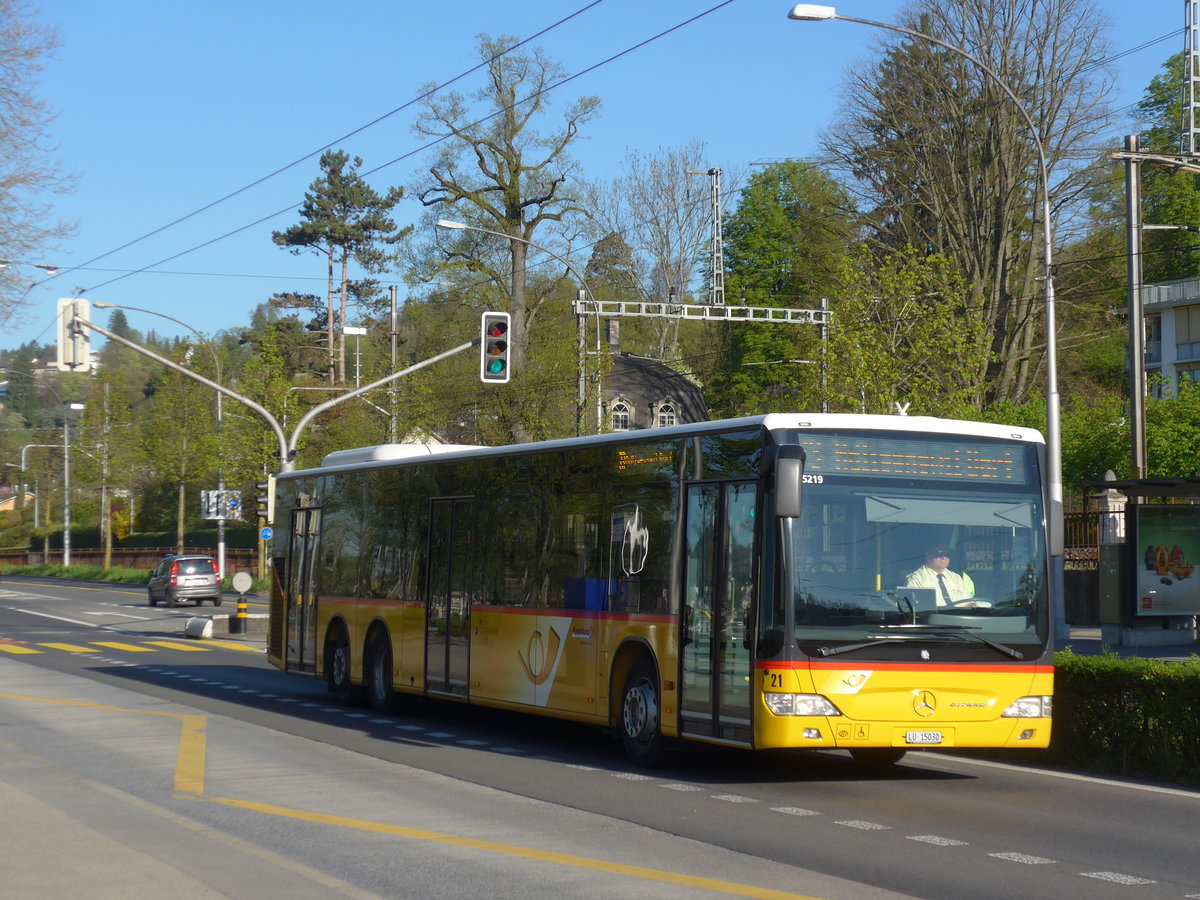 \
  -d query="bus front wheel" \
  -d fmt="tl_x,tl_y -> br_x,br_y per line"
620,659 -> 665,766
